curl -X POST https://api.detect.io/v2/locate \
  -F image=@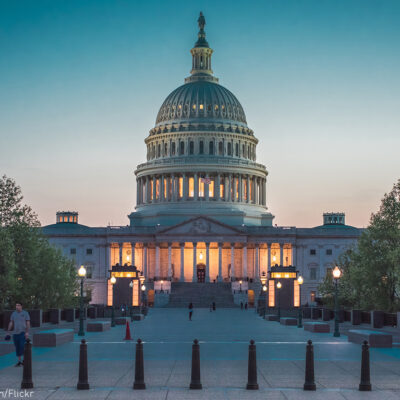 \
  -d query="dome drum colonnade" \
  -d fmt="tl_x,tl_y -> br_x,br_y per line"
106,240 -> 296,283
